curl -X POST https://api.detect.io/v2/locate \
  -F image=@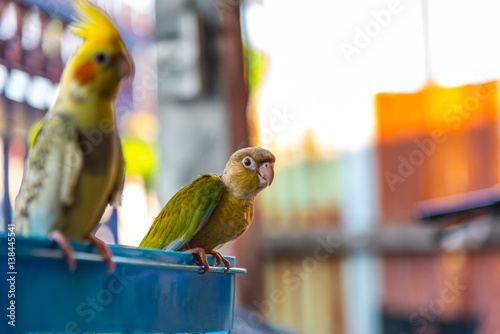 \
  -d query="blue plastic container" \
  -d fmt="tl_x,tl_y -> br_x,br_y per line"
0,235 -> 245,333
